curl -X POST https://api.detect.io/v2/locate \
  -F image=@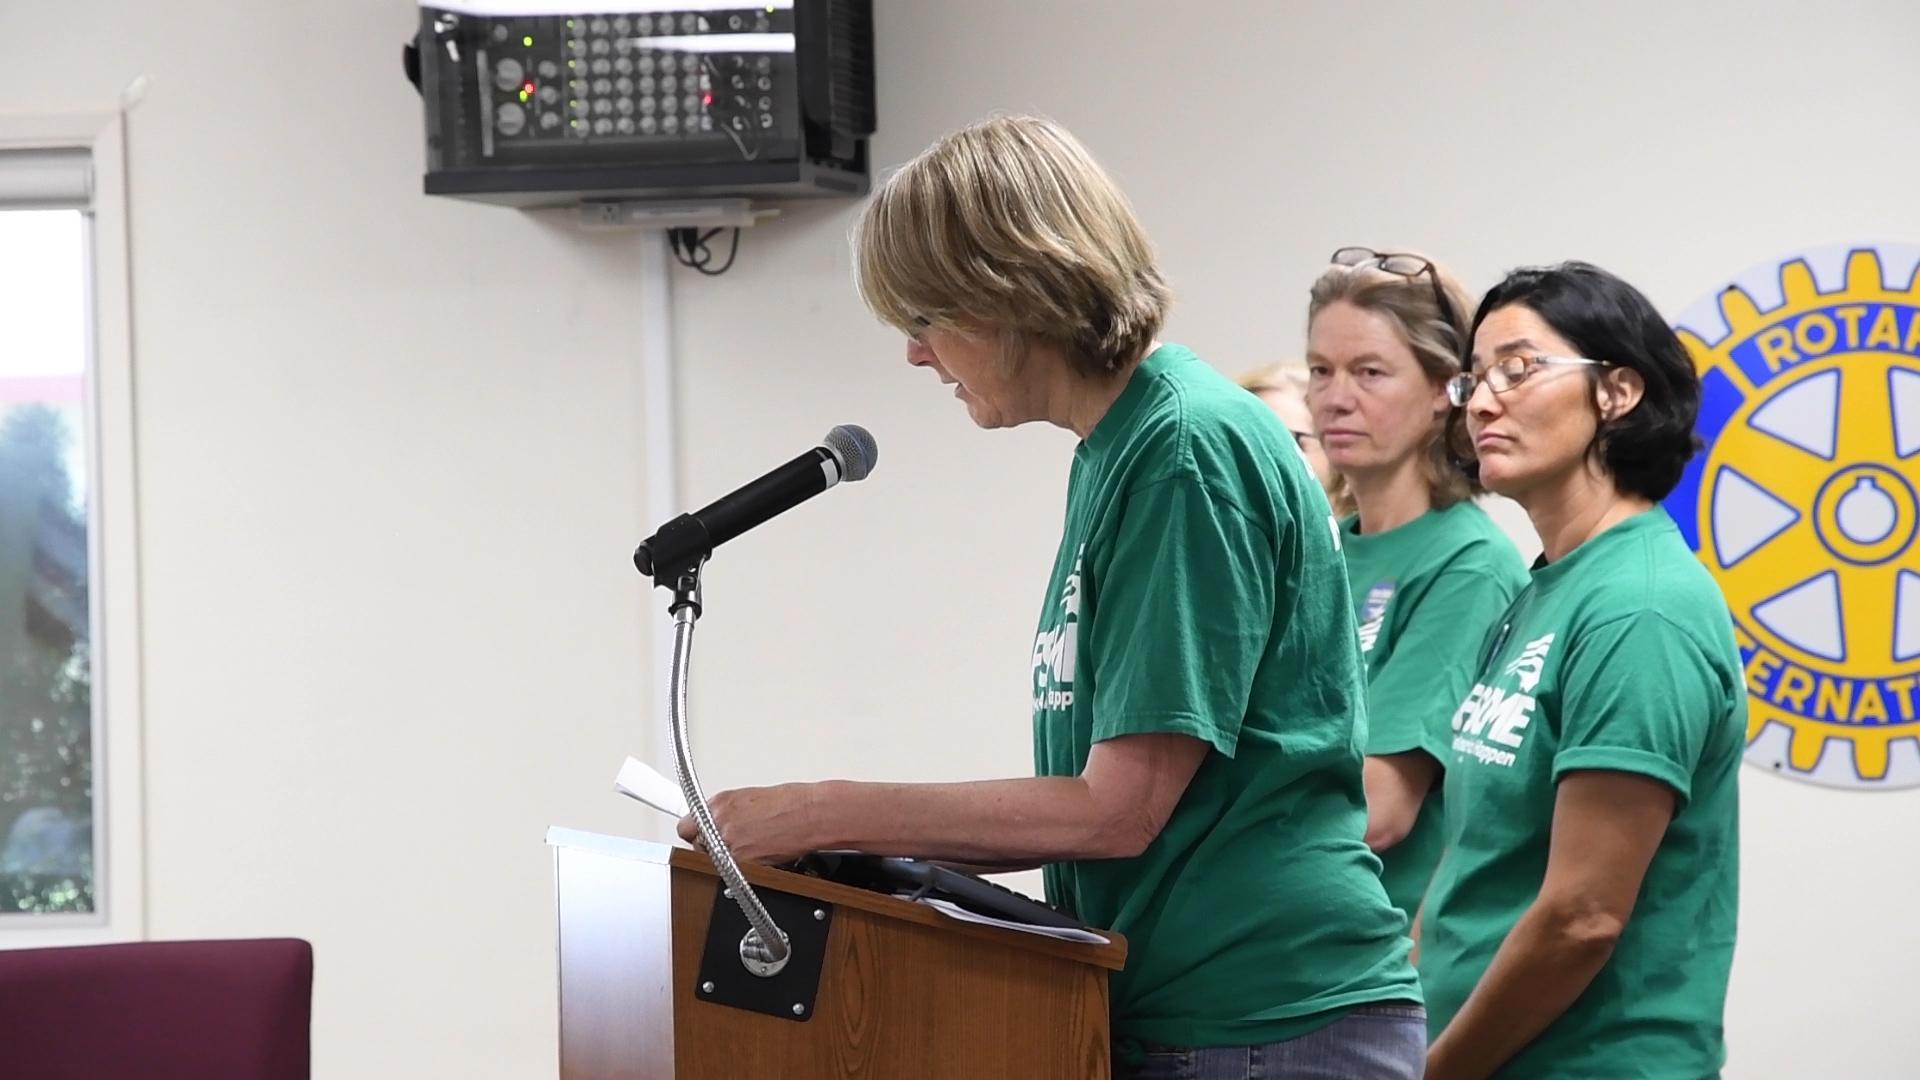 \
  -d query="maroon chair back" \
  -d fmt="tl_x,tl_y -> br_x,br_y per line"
0,937 -> 312,1079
